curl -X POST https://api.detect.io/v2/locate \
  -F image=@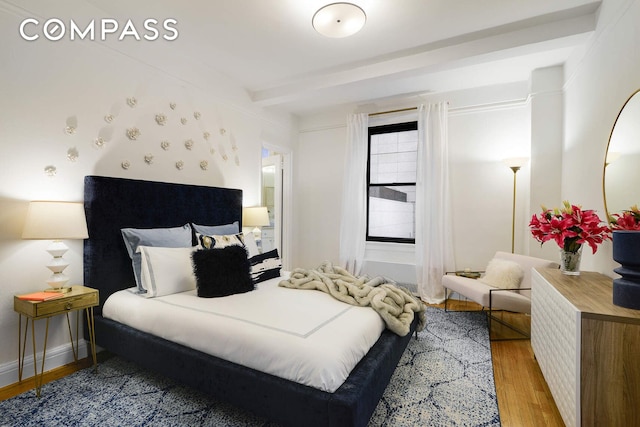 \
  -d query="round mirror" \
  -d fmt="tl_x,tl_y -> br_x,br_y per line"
603,89 -> 640,221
